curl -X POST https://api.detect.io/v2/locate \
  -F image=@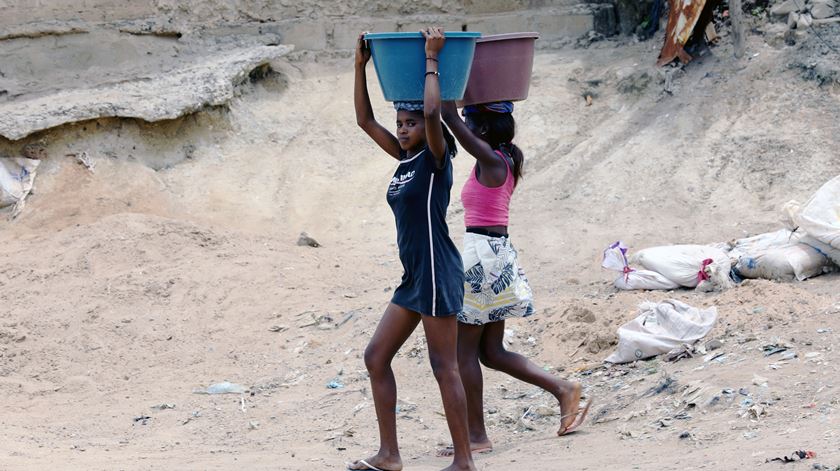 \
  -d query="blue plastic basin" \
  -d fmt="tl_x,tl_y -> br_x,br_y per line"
364,32 -> 481,102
